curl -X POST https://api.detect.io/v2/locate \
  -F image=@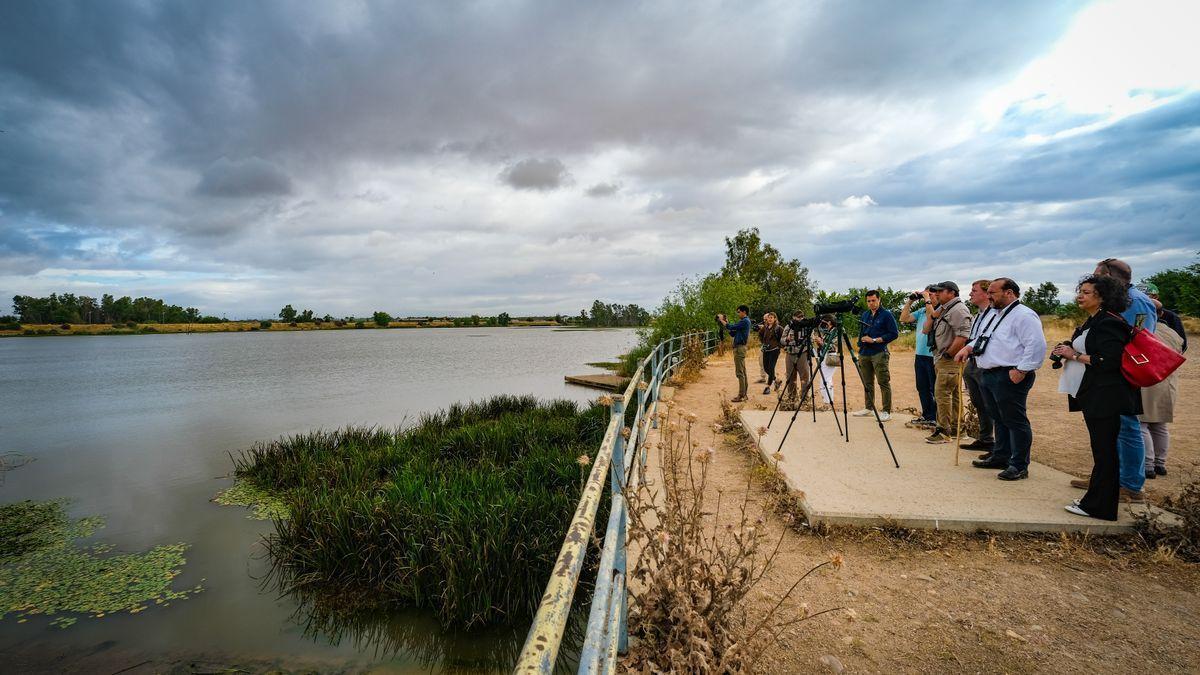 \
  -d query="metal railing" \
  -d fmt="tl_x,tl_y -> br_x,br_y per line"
515,330 -> 719,673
